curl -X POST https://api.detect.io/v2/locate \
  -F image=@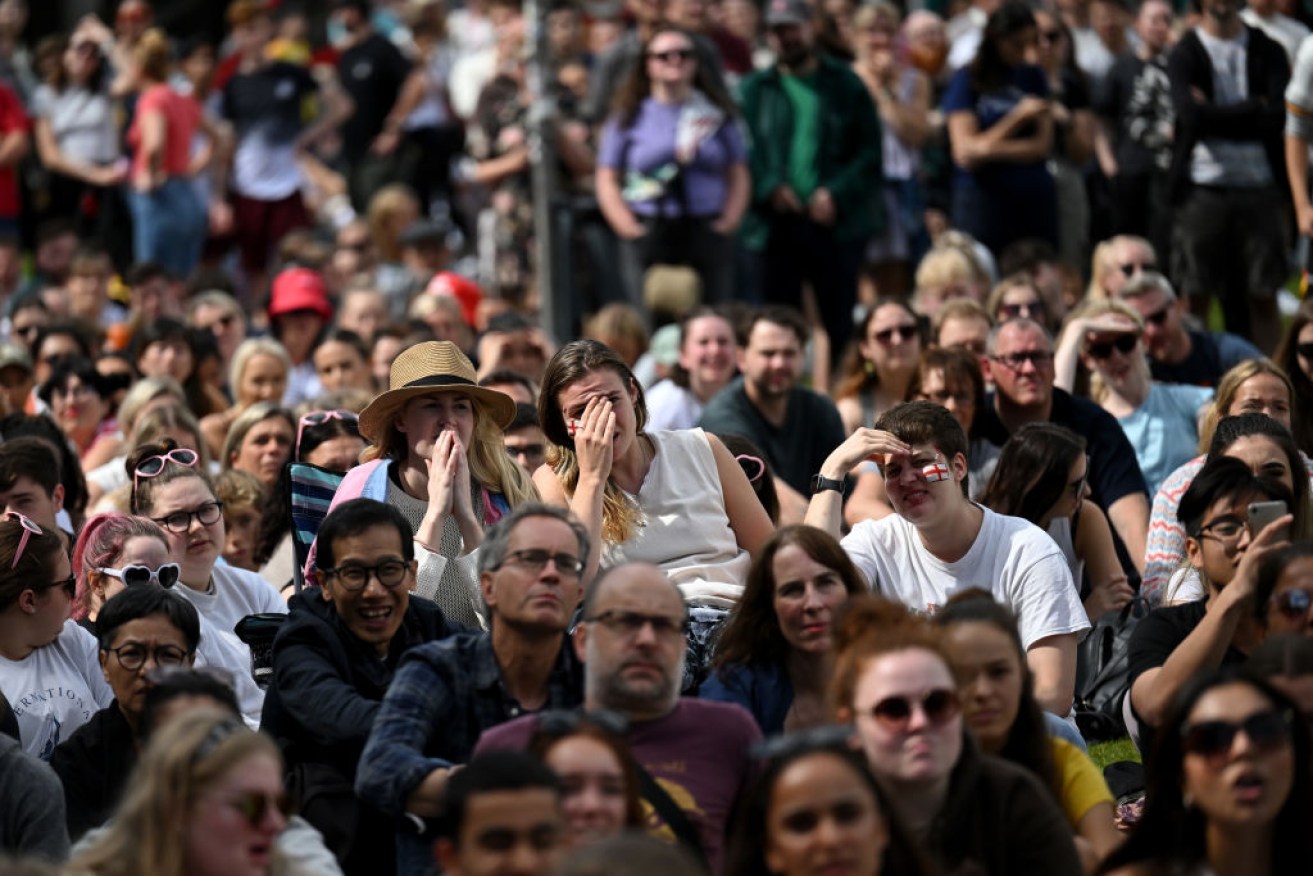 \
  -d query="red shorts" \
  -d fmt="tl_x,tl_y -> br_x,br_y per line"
231,191 -> 311,276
